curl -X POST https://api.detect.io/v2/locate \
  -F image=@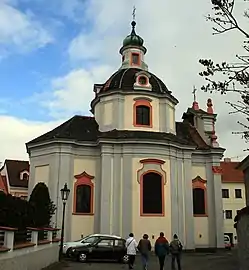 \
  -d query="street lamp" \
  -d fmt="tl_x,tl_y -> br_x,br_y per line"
59,183 -> 70,261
